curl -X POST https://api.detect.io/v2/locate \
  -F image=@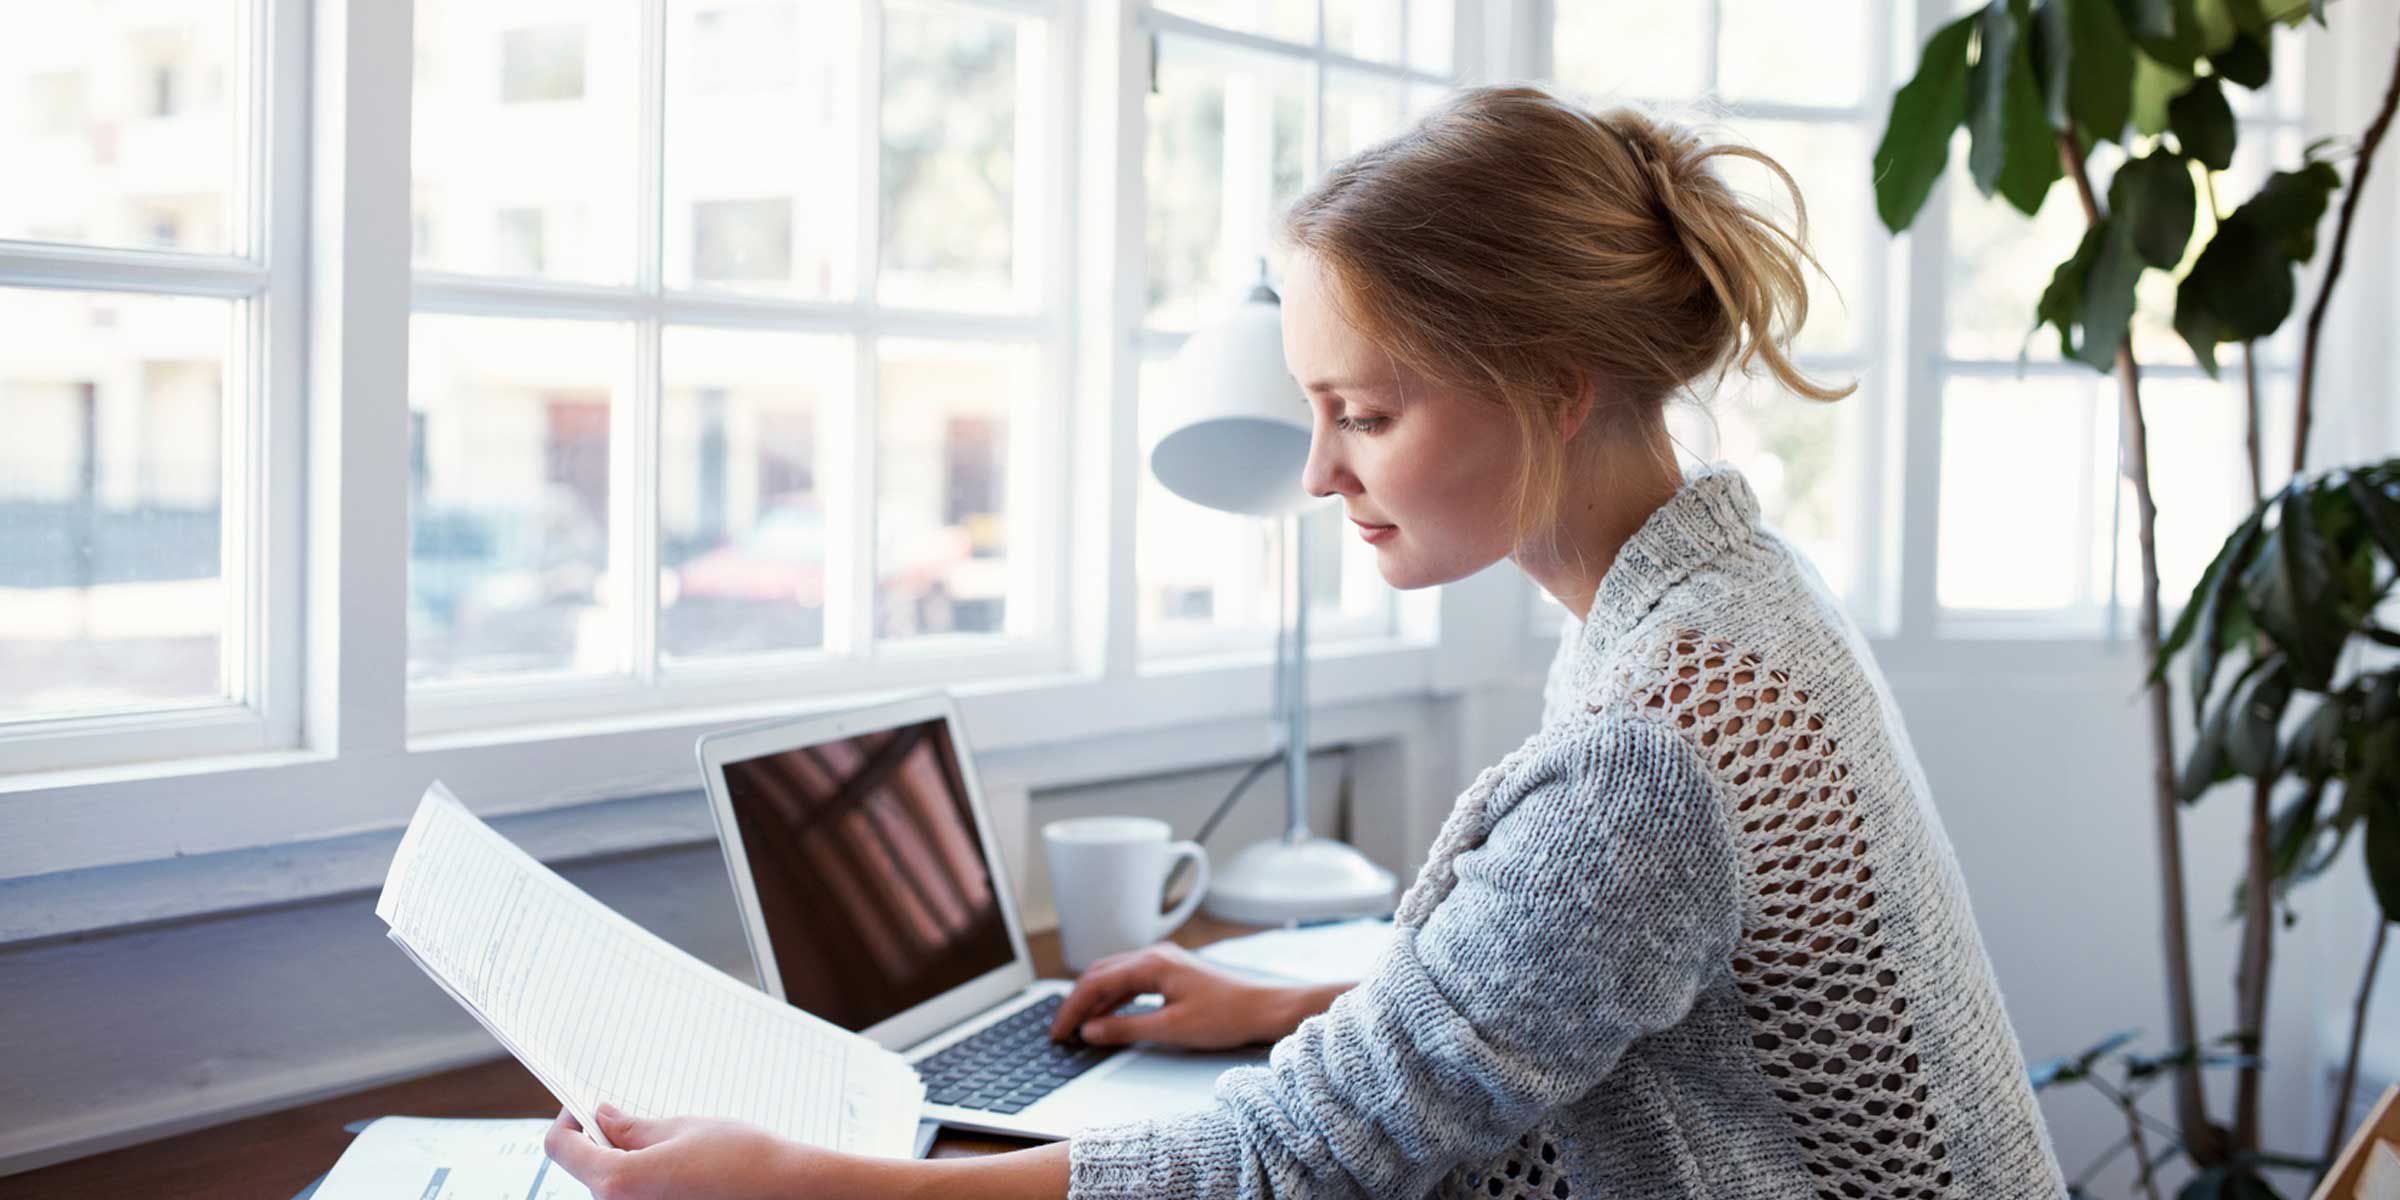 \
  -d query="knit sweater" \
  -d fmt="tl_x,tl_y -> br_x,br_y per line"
1066,463 -> 2068,1200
